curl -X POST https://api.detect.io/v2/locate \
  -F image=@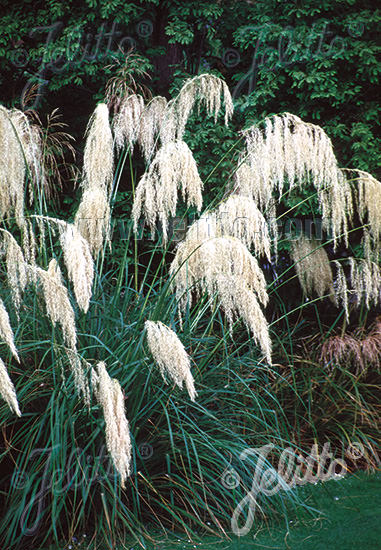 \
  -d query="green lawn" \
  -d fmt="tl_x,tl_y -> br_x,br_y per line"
48,471 -> 381,550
